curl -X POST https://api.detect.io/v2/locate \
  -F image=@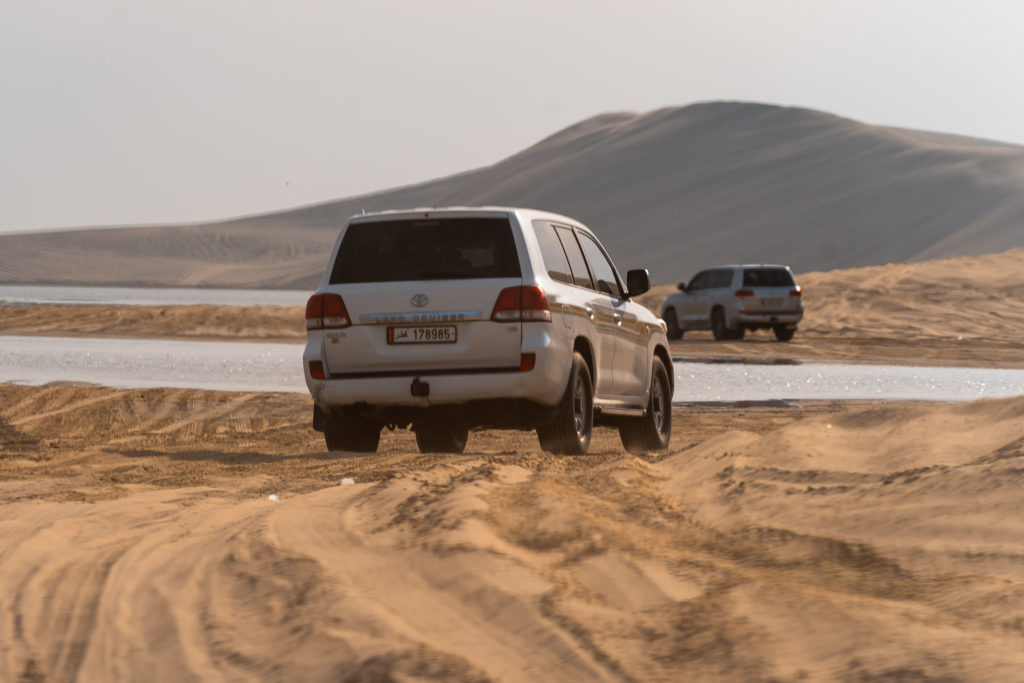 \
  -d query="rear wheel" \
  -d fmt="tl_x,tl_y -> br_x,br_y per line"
619,358 -> 672,453
664,309 -> 683,340
537,351 -> 593,455
415,425 -> 469,454
773,325 -> 796,342
324,413 -> 381,453
711,309 -> 729,341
